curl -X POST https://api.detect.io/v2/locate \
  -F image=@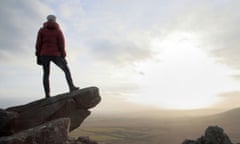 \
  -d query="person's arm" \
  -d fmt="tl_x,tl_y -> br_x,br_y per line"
58,30 -> 66,58
35,29 -> 42,56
